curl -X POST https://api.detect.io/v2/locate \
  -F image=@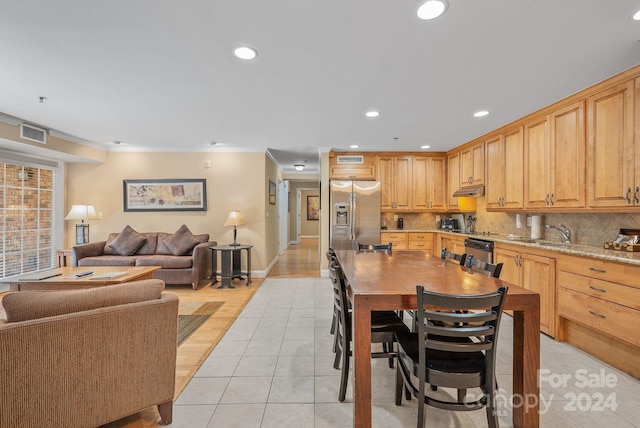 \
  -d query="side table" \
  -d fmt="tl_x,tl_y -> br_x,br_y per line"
56,249 -> 73,268
210,244 -> 252,289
